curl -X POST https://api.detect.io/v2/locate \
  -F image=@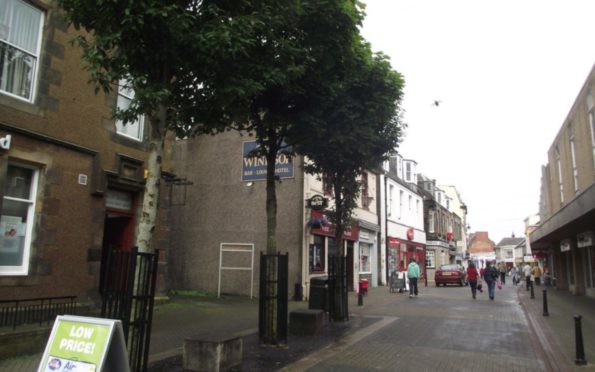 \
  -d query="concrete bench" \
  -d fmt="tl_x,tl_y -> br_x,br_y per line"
183,335 -> 242,372
289,309 -> 325,336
